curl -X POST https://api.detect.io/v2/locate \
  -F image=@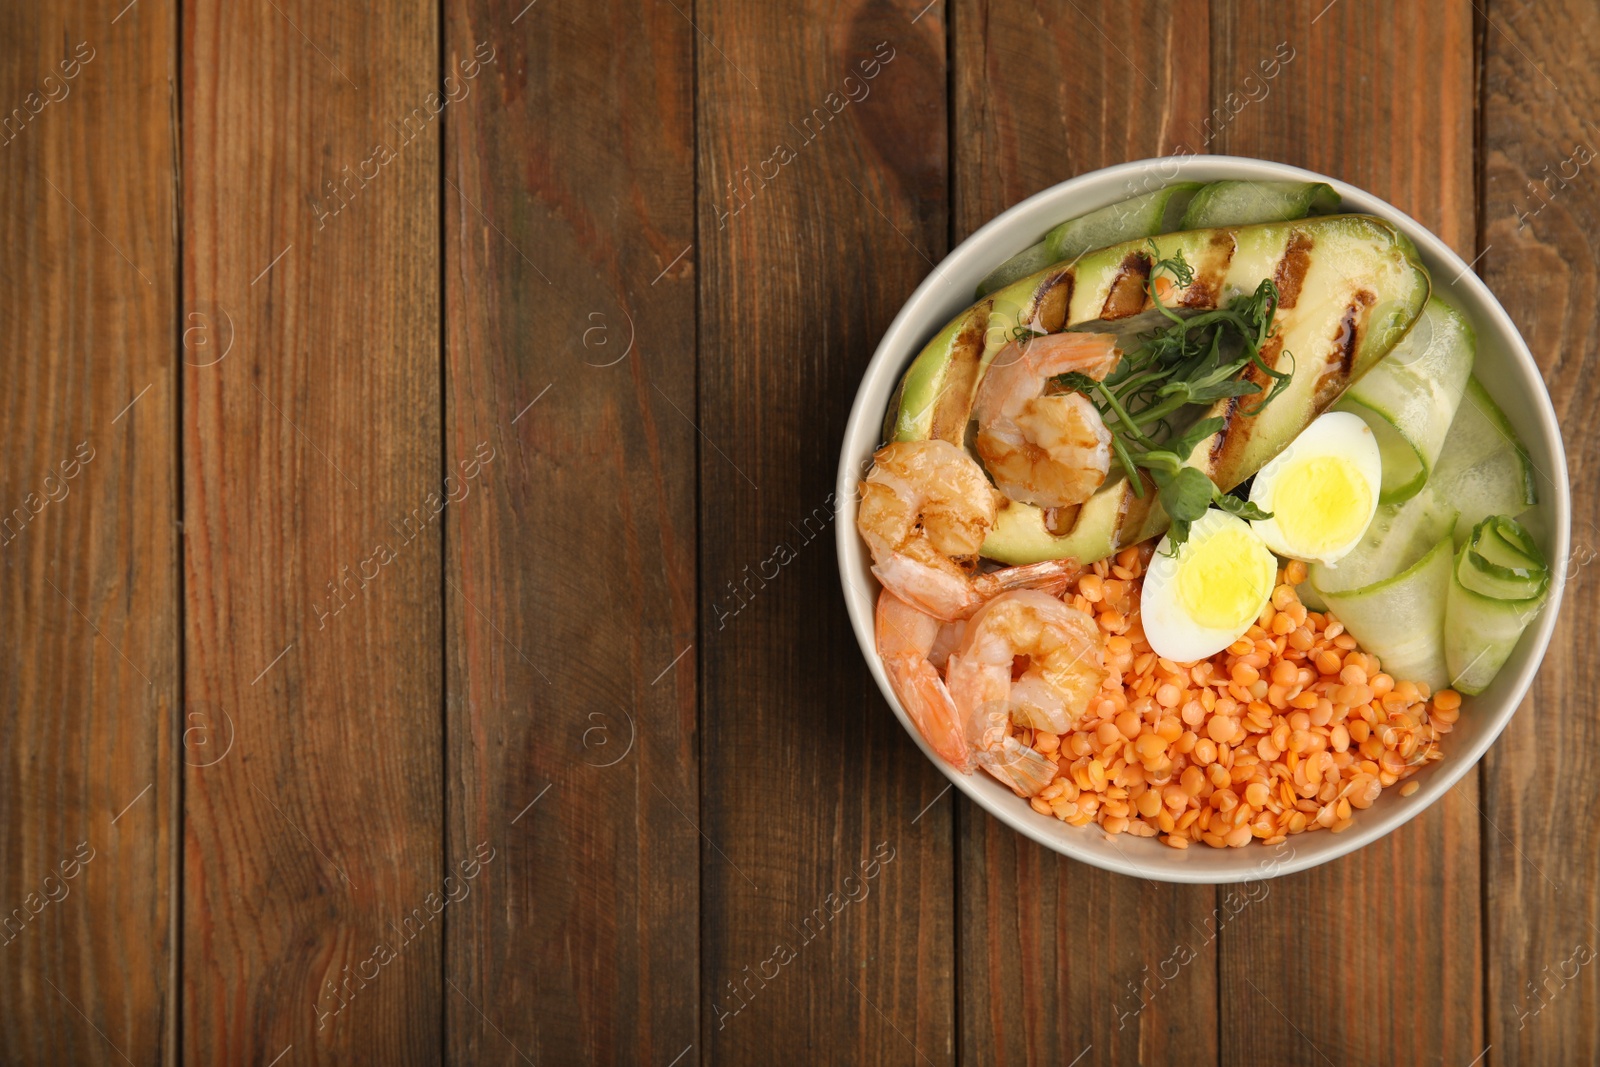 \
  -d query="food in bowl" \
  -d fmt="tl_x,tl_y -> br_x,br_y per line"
857,179 -> 1546,849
